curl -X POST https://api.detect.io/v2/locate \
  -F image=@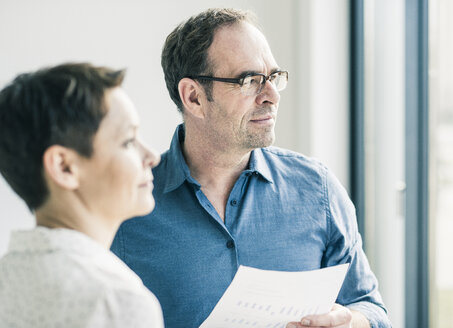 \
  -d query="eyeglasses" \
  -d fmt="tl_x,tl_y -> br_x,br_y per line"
187,70 -> 289,96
